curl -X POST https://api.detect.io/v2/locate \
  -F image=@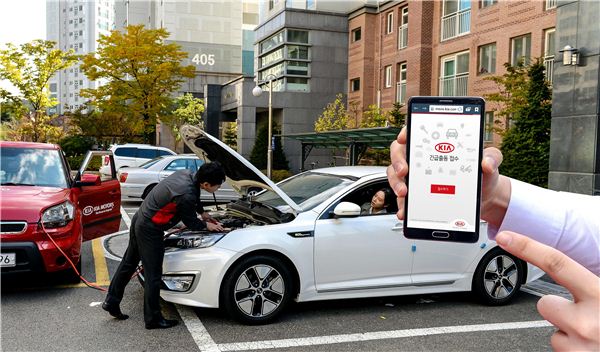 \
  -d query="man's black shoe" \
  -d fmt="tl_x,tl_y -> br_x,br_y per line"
145,318 -> 179,330
102,302 -> 129,320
